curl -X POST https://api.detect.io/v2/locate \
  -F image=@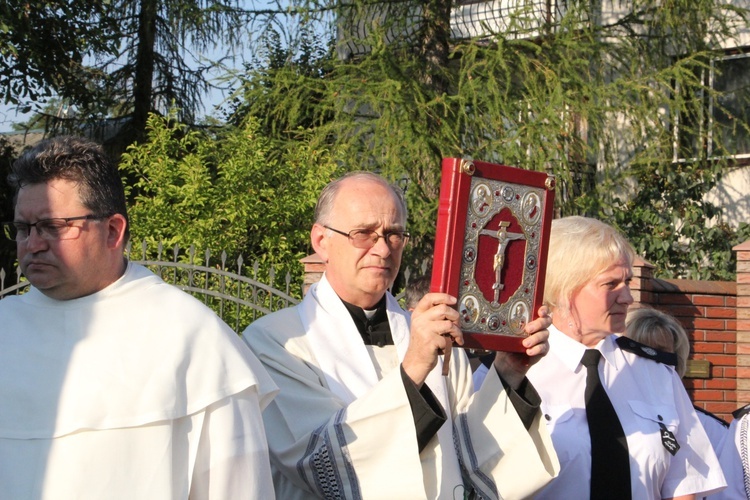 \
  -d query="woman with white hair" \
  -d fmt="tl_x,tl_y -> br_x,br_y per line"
525,216 -> 726,499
